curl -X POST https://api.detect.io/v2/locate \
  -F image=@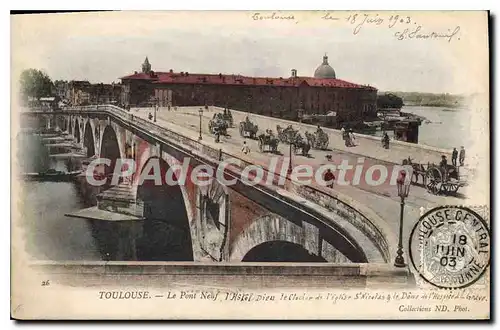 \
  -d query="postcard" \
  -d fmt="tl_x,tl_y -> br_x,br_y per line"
11,10 -> 490,319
